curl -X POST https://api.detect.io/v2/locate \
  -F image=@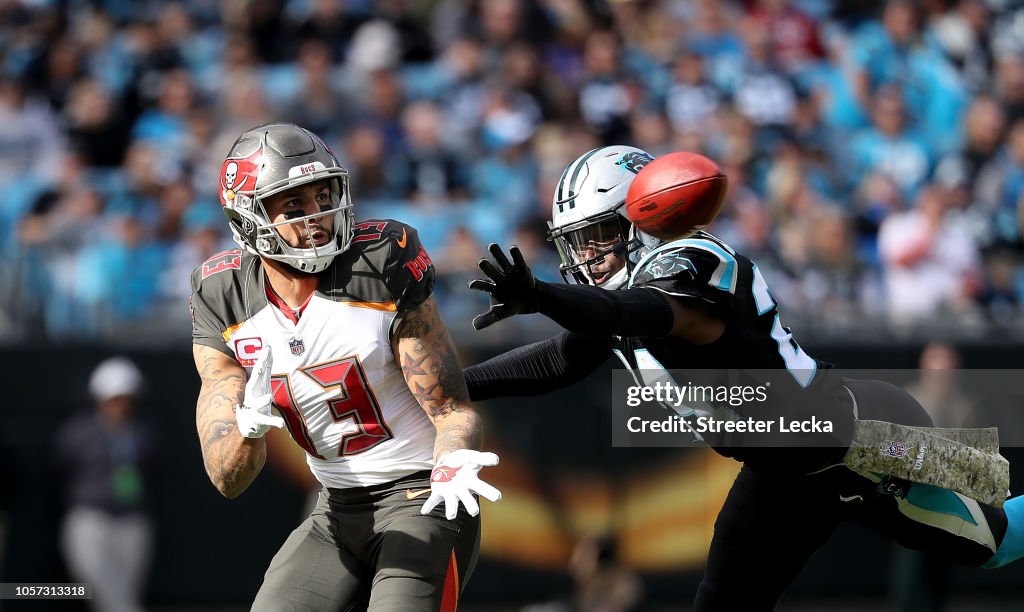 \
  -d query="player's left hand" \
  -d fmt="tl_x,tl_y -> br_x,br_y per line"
421,449 -> 502,520
468,243 -> 538,330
